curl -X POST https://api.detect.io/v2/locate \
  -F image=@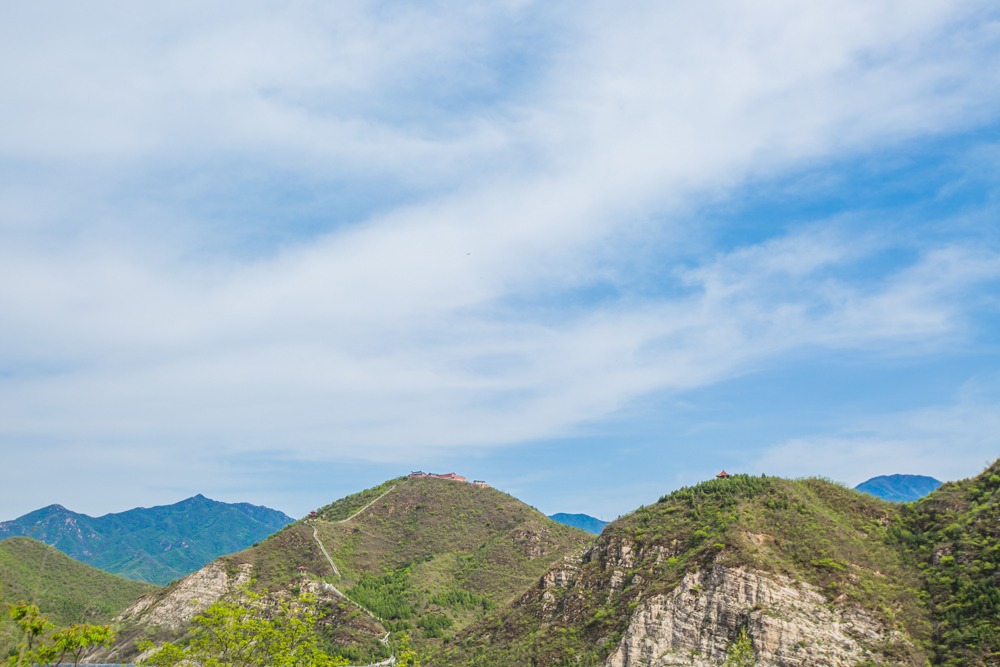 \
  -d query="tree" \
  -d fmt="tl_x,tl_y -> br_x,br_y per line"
394,632 -> 420,667
723,628 -> 756,667
139,584 -> 349,667
5,602 -> 115,667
